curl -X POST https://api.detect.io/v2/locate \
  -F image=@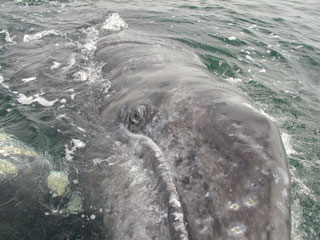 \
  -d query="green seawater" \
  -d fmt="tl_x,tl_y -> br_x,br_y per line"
0,0 -> 319,239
